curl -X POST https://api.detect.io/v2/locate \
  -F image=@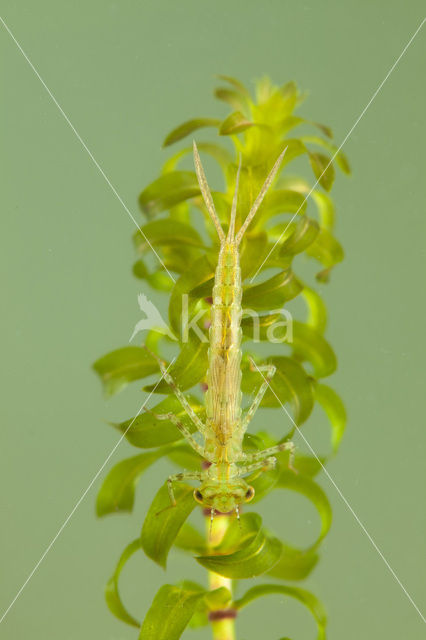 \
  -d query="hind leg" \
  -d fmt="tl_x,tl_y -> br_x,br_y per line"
240,359 -> 276,431
144,345 -> 207,435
